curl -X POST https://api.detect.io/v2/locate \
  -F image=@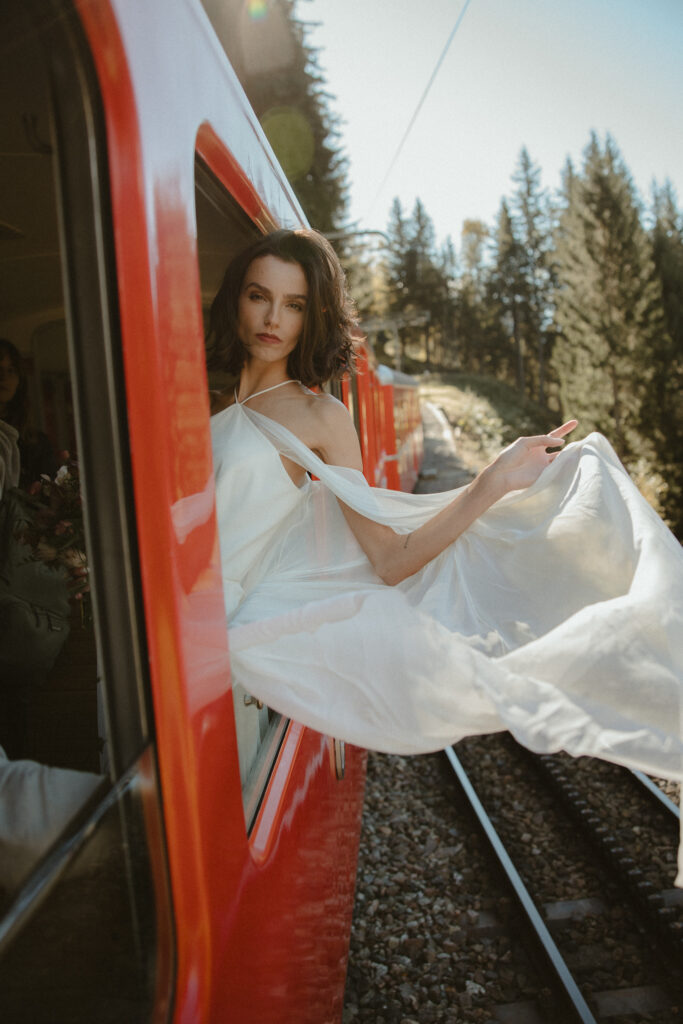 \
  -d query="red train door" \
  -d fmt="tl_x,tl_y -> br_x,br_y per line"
0,2 -> 367,1022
